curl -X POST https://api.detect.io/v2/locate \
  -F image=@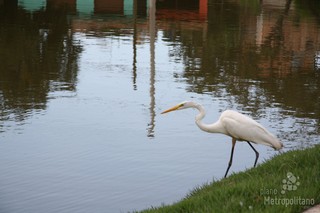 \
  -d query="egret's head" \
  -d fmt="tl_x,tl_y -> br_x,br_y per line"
161,101 -> 195,114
